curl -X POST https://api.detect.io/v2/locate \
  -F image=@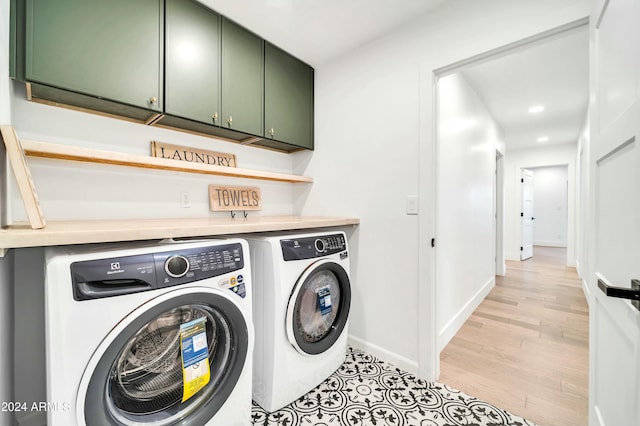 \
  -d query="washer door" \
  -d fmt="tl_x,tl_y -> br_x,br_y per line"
79,289 -> 249,426
286,259 -> 351,355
